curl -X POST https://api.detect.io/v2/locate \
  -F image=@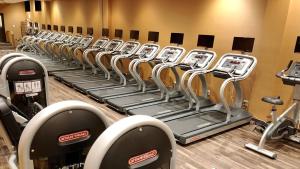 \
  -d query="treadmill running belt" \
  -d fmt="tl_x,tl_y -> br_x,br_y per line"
75,79 -> 120,90
128,99 -> 190,116
166,111 -> 226,135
